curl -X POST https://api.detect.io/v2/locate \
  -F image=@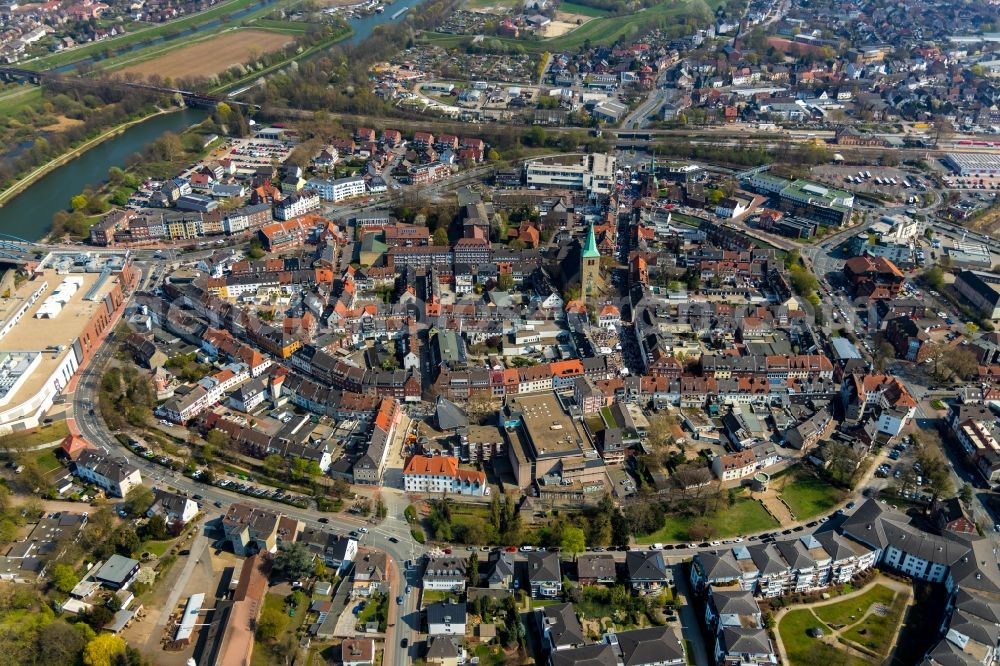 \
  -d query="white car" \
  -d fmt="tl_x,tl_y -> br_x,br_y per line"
519,545 -> 533,552
358,527 -> 369,534
652,543 -> 664,550
710,540 -> 721,546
